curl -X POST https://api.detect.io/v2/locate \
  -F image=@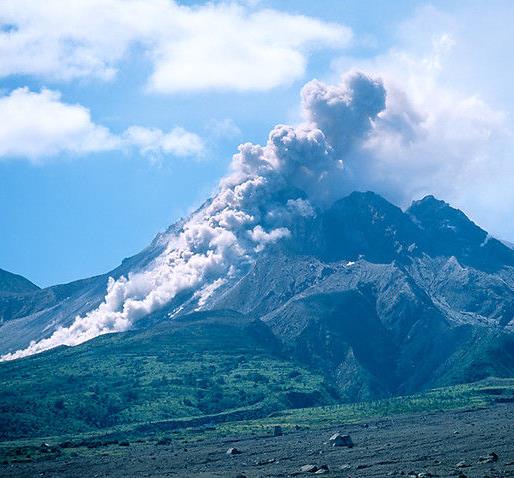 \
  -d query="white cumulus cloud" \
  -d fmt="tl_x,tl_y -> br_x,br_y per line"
123,126 -> 205,159
0,87 -> 204,162
147,5 -> 351,93
0,87 -> 119,160
0,0 -> 351,92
